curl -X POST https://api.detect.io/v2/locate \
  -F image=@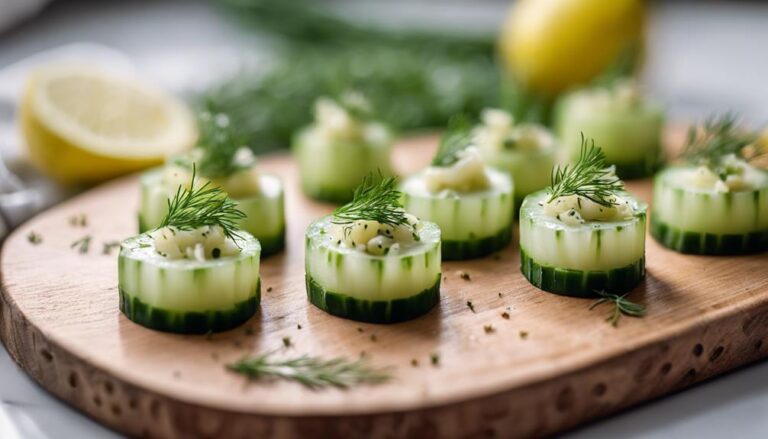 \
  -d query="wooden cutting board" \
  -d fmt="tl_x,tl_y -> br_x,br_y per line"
3,130 -> 768,439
